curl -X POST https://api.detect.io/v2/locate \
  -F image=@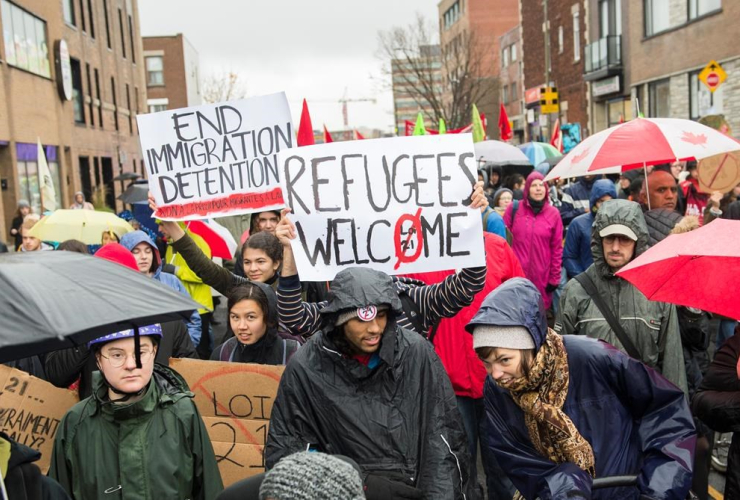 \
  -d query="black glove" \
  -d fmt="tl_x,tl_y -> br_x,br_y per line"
161,263 -> 176,274
364,473 -> 424,500
545,283 -> 558,293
